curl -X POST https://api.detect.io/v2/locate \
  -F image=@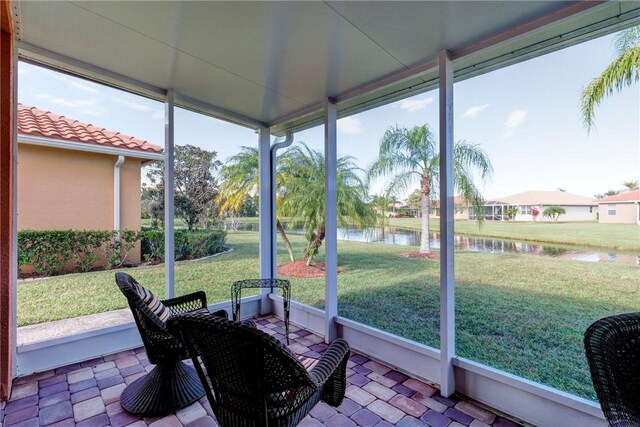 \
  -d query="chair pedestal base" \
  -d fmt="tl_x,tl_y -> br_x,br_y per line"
120,361 -> 205,417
